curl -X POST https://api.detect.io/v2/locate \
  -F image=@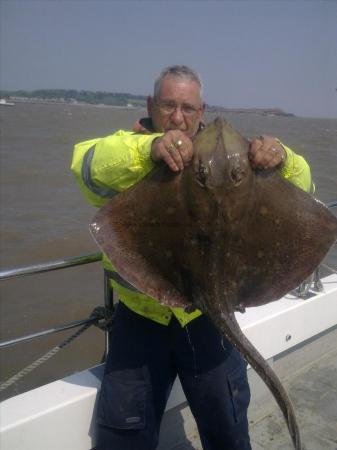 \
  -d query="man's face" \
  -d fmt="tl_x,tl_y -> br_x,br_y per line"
147,75 -> 205,138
